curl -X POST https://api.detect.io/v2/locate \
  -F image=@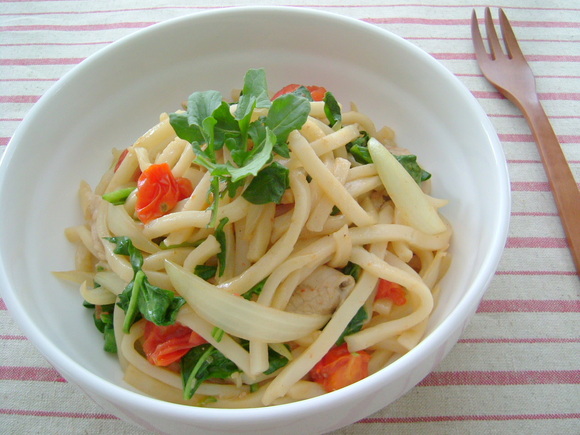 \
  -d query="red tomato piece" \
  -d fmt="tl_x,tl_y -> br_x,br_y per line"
271,84 -> 328,101
375,279 -> 407,305
142,321 -> 207,367
310,343 -> 371,392
135,163 -> 181,223
176,176 -> 193,201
